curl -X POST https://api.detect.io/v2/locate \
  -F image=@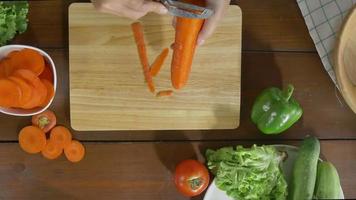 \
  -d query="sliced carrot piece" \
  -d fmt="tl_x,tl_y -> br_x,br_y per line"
50,126 -> 72,149
18,126 -> 46,154
64,140 -> 85,163
40,79 -> 55,107
131,22 -> 155,93
150,48 -> 169,76
8,49 -> 45,76
41,139 -> 63,160
0,79 -> 22,108
32,110 -> 57,133
8,76 -> 33,107
38,62 -> 54,83
13,69 -> 47,109
0,63 -> 6,79
156,90 -> 174,97
0,58 -> 15,77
